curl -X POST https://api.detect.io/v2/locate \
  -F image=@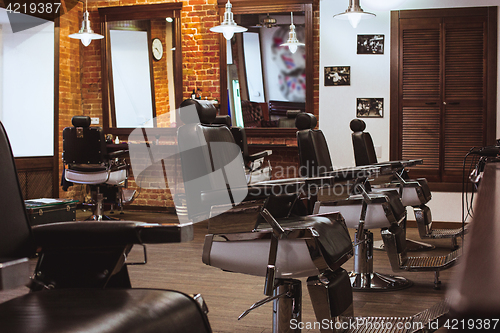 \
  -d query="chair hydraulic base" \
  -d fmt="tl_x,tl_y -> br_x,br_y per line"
239,278 -> 302,333
351,230 -> 412,292
350,271 -> 412,292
